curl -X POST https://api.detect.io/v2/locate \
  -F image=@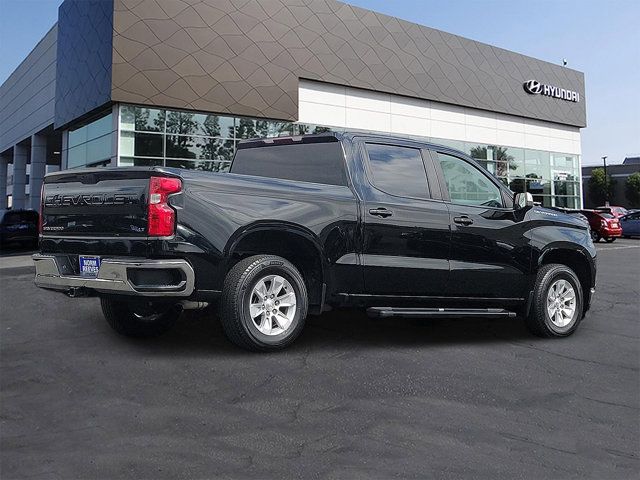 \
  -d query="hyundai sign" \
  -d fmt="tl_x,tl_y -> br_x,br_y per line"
523,80 -> 580,102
